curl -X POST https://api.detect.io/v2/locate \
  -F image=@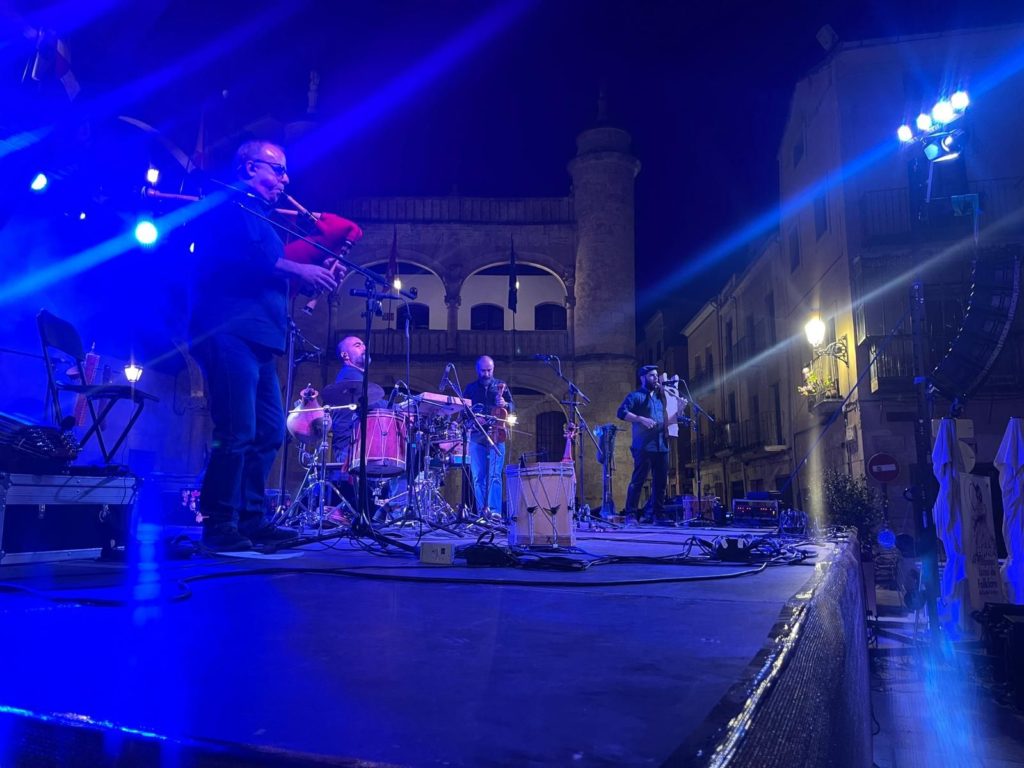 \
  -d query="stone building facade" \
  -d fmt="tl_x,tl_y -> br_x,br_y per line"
280,119 -> 642,510
683,24 -> 1024,535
